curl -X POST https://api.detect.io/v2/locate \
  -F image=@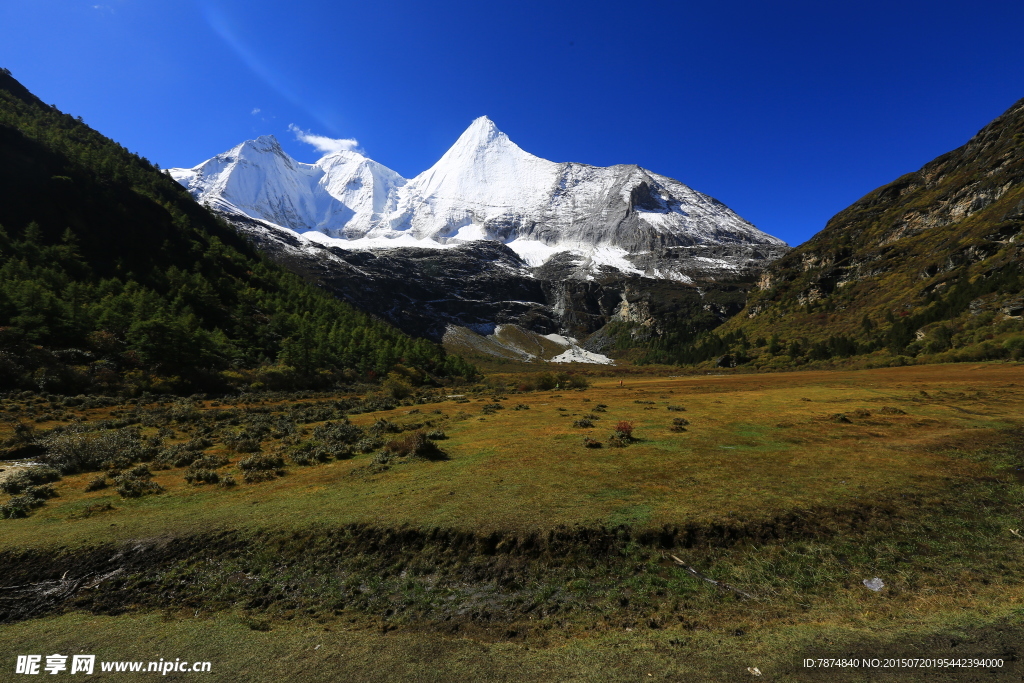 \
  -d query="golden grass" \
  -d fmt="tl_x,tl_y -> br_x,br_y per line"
2,363 -> 1022,550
